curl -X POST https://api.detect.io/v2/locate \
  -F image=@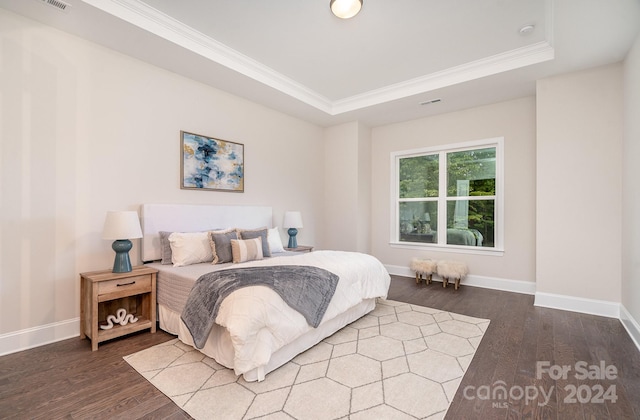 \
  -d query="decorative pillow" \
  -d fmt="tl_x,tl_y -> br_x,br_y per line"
160,230 -> 221,264
159,231 -> 174,264
209,229 -> 238,264
238,227 -> 271,257
169,231 -> 213,267
267,227 -> 285,253
231,237 -> 264,263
